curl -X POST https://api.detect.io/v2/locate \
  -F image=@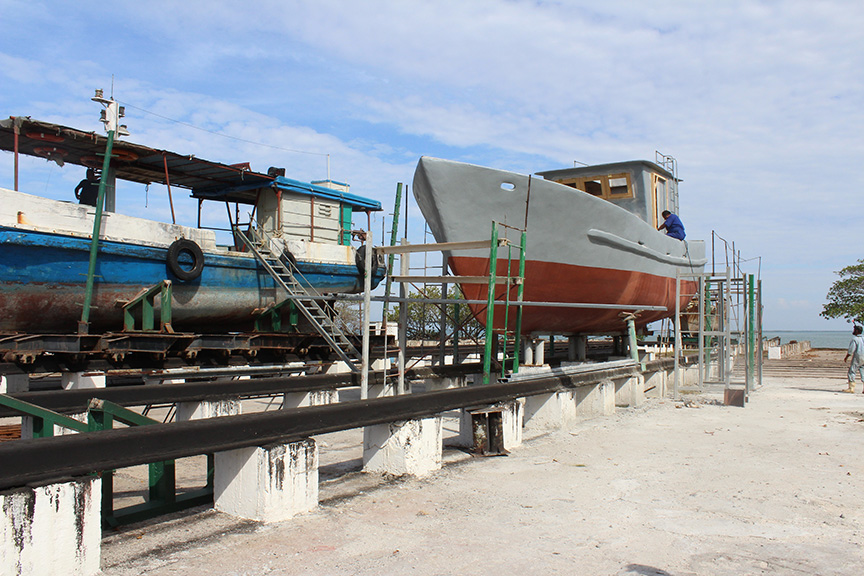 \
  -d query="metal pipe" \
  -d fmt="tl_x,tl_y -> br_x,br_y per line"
360,229 -> 373,399
162,153 -> 176,224
79,128 -> 116,333
12,117 -> 19,191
